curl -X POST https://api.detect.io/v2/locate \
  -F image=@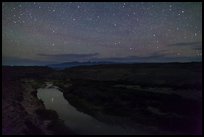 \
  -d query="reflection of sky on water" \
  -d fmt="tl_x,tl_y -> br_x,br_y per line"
37,84 -> 153,135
